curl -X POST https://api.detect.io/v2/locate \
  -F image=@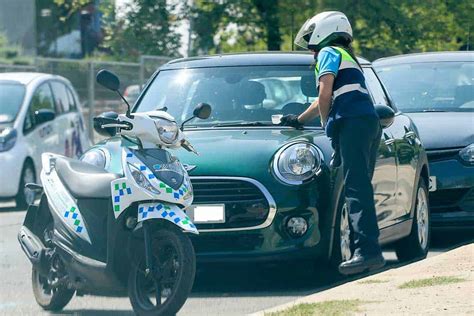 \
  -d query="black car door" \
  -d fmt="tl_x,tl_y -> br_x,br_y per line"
363,67 -> 400,229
